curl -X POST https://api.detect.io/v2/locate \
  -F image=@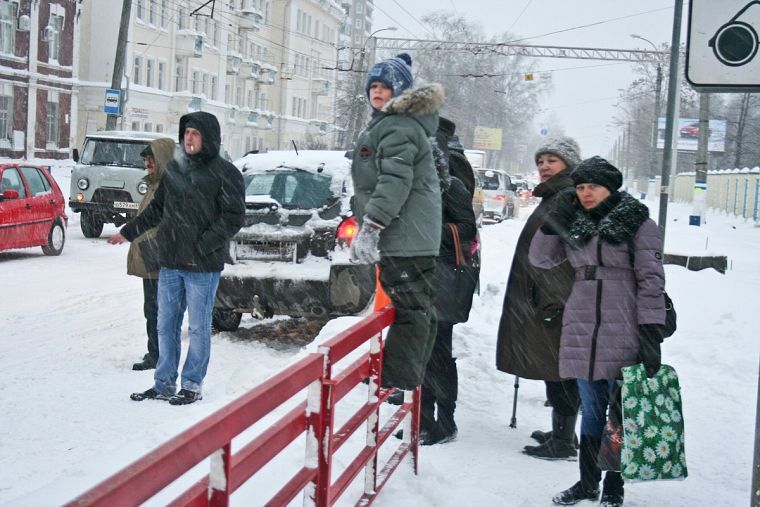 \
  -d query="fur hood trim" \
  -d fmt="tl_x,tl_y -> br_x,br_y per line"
382,83 -> 444,117
566,192 -> 649,246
